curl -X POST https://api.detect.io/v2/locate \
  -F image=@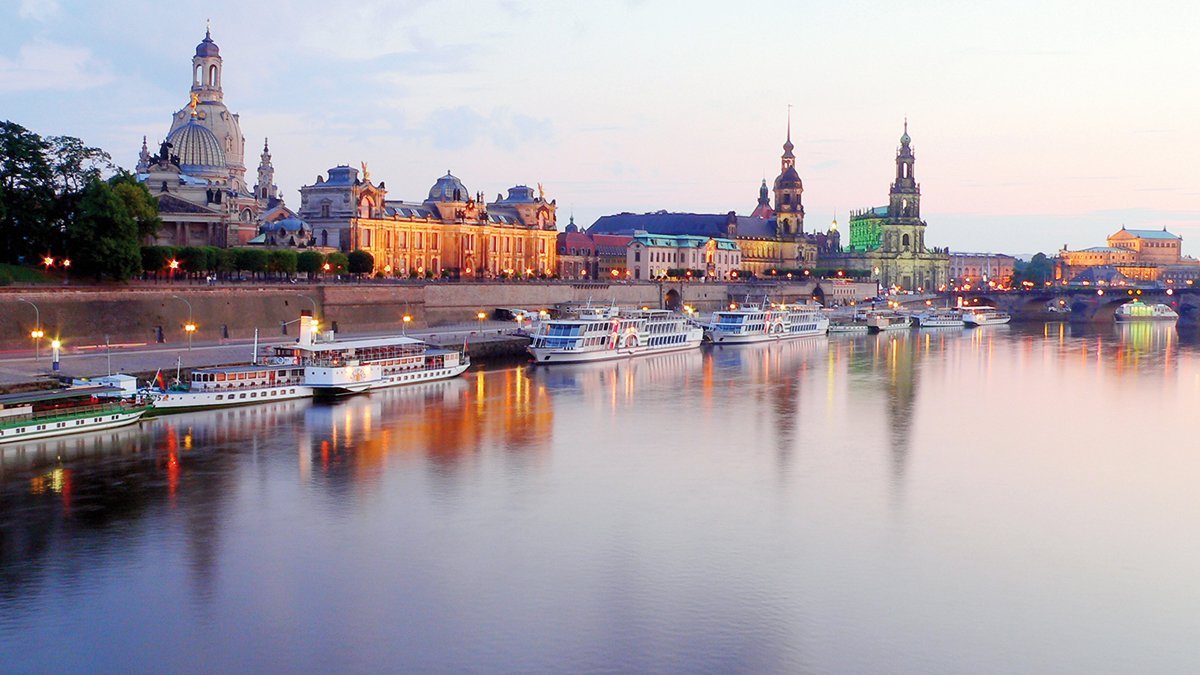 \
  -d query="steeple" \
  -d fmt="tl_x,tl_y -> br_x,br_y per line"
255,137 -> 277,204
888,119 -> 921,223
136,135 -> 150,172
191,25 -> 224,102
781,106 -> 795,171
758,179 -> 770,207
772,111 -> 804,236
